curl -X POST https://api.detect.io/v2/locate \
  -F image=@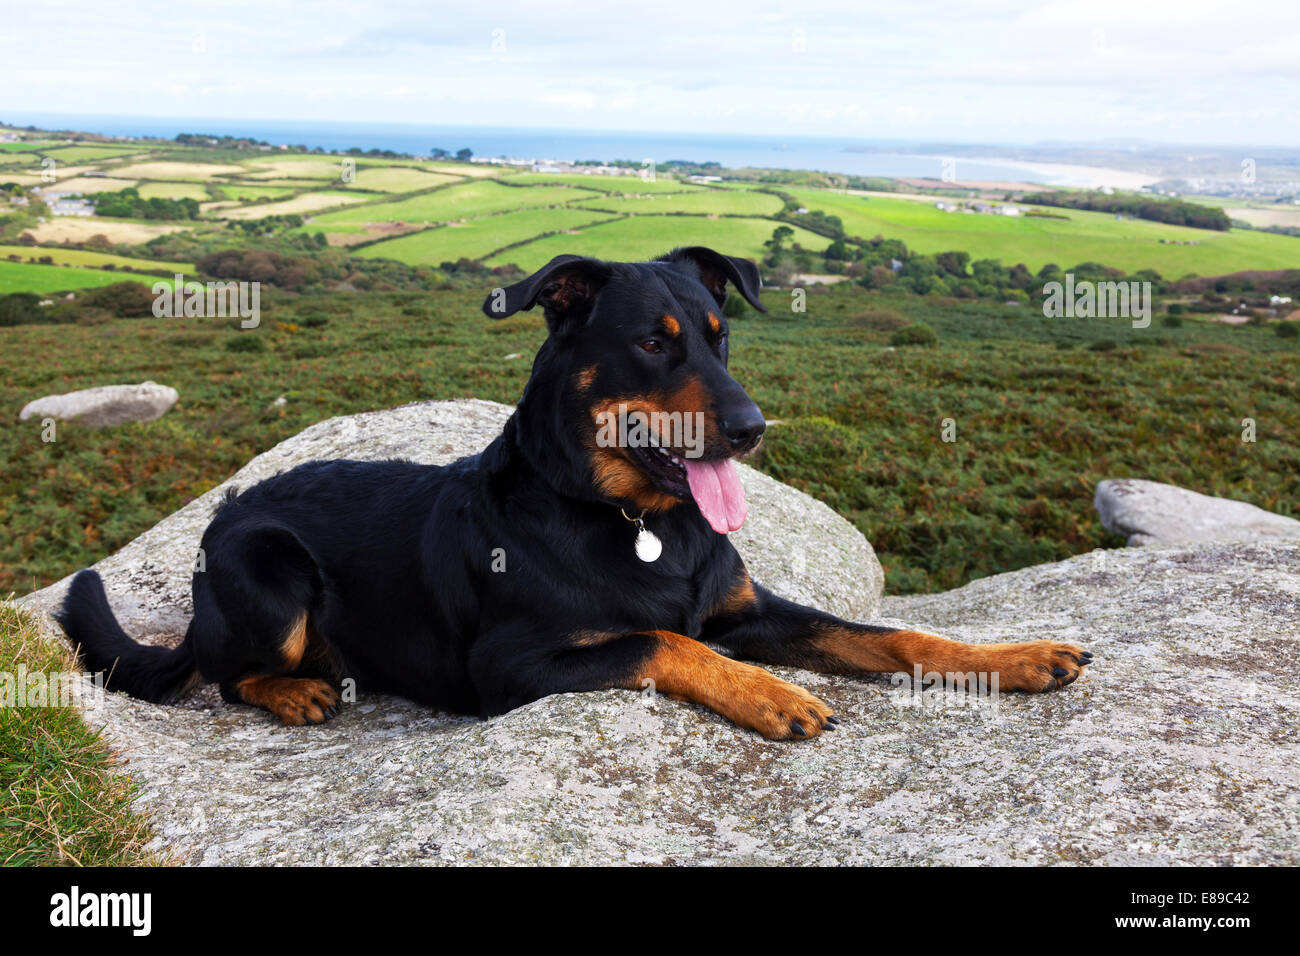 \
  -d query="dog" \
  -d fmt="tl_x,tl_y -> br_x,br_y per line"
57,246 -> 1091,740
